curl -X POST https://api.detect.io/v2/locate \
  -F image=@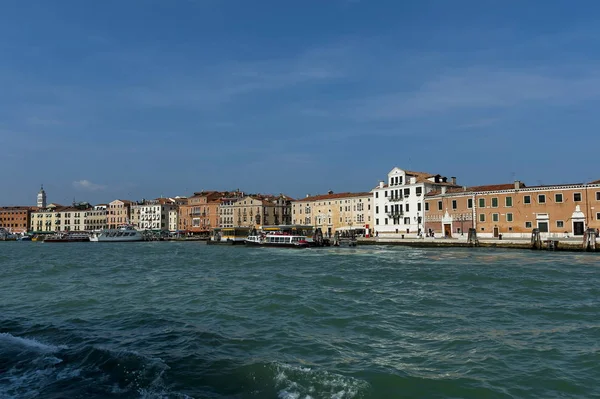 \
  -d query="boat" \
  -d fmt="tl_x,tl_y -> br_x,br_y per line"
18,235 -> 32,241
0,228 -> 18,241
207,227 -> 251,245
45,232 -> 90,243
245,231 -> 310,248
89,225 -> 144,242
